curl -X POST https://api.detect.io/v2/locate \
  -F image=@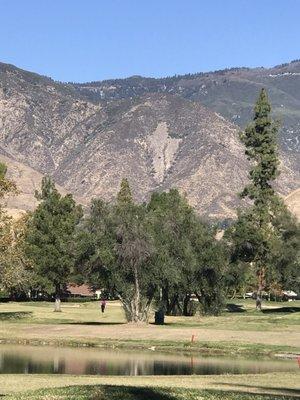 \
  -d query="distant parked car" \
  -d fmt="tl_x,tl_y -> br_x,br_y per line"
282,290 -> 298,301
